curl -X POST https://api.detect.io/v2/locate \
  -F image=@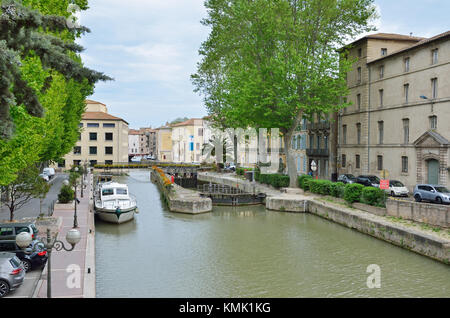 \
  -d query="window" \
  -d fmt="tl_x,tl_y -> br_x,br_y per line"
356,155 -> 360,169
89,146 -> 97,155
78,133 -> 81,141
324,135 -> 328,150
379,89 -> 384,107
105,160 -> 113,165
357,67 -> 362,83
356,123 -> 361,145
316,135 -> 321,150
431,78 -> 438,99
402,156 -> 408,173
198,128 -> 203,136
381,48 -> 387,56
378,121 -> 384,144
358,48 -> 362,58
432,49 -> 438,64
105,133 -> 113,141
73,160 -> 81,166
90,160 -> 97,166
404,84 -> 409,103
379,65 -> 384,79
116,188 -> 128,195
309,135 -> 314,149
78,123 -> 83,127
404,57 -> 410,72
357,94 -> 361,110
403,119 -> 409,144
87,123 -> 99,128
342,154 -> 346,168
105,147 -> 113,155
377,155 -> 383,171
58,160 -> 65,168
89,132 -> 97,141
342,125 -> 347,145
103,123 -> 115,128
429,115 -> 437,129
73,146 -> 81,155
